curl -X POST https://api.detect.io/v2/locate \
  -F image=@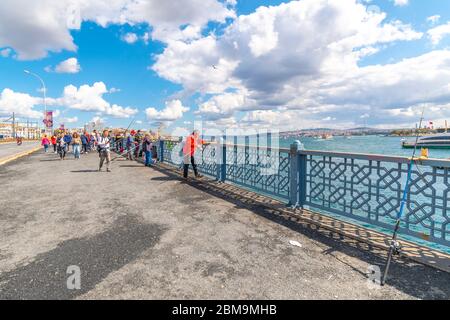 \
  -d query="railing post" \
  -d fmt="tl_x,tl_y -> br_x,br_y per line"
289,142 -> 300,207
215,137 -> 221,181
298,151 -> 307,208
221,135 -> 227,182
159,140 -> 164,163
